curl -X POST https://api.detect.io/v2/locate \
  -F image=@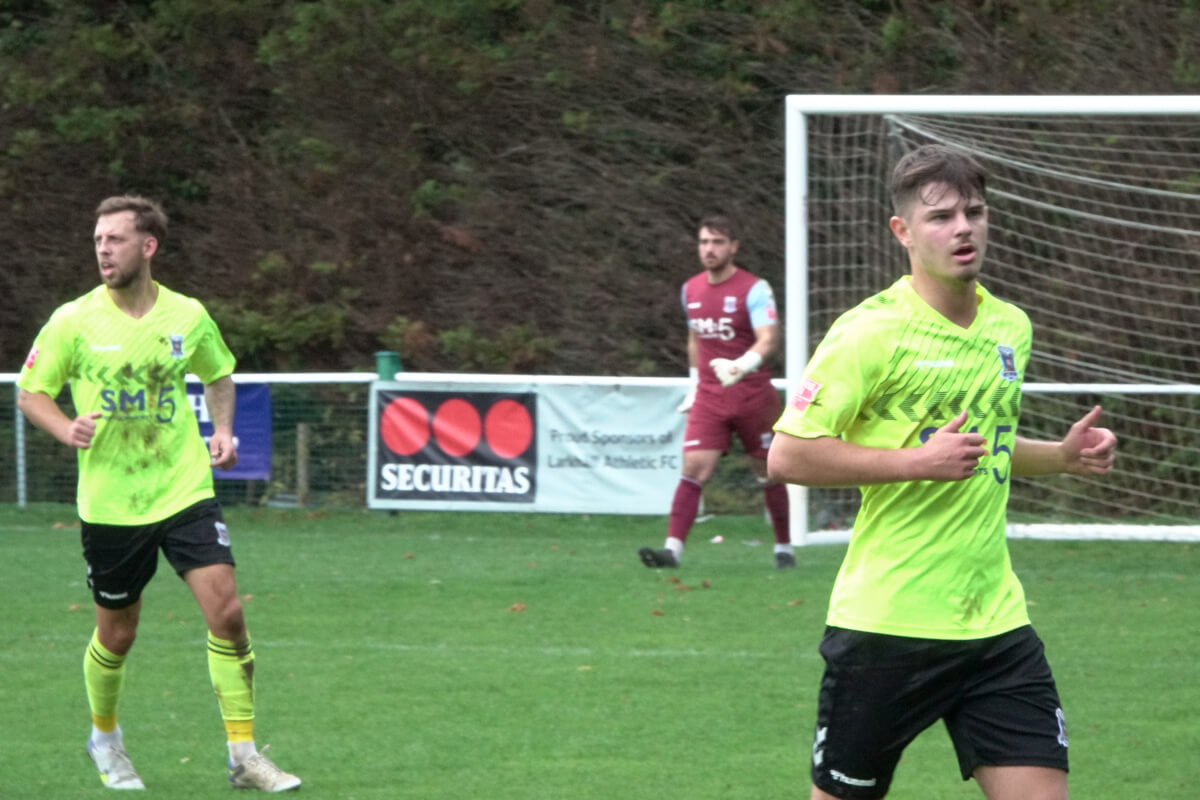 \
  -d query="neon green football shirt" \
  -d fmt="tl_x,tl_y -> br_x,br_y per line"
775,276 -> 1032,639
18,283 -> 236,525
